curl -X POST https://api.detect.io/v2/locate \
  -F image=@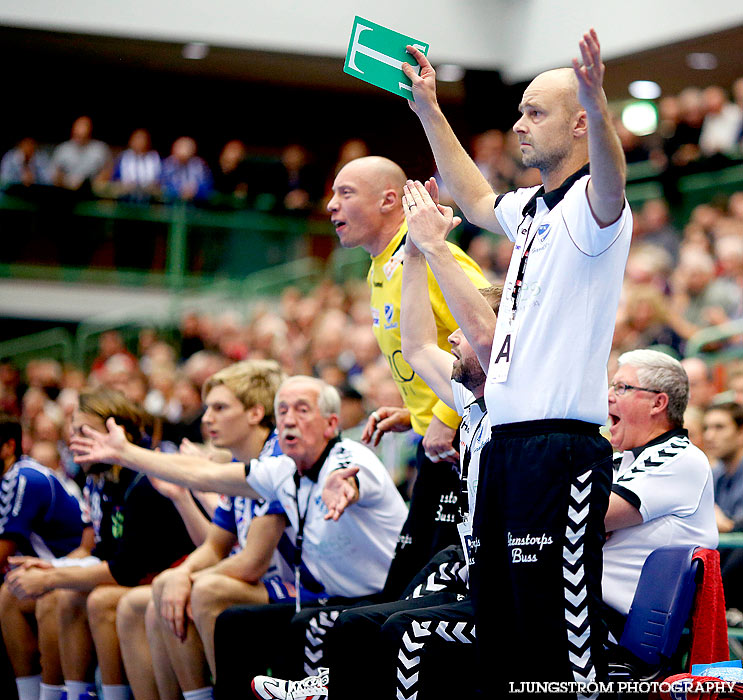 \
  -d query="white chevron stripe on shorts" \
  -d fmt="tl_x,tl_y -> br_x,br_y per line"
563,468 -> 596,700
